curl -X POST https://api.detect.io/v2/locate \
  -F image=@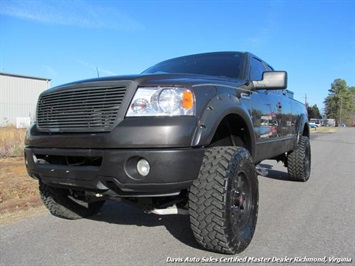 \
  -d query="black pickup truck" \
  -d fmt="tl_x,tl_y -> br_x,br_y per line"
24,52 -> 311,254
